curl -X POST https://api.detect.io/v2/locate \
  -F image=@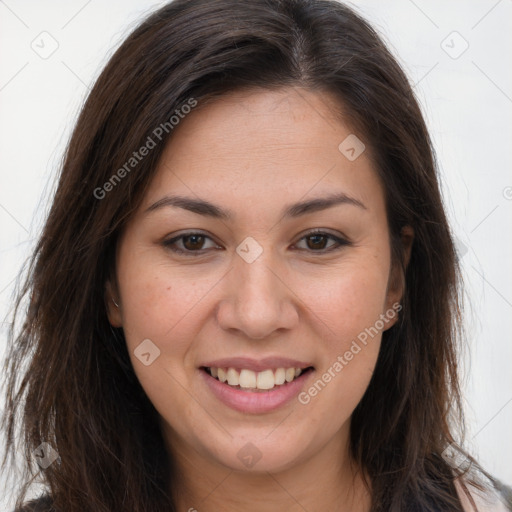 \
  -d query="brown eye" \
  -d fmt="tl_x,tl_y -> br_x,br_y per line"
182,234 -> 206,250
295,231 -> 351,253
163,232 -> 219,255
305,234 -> 330,250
